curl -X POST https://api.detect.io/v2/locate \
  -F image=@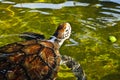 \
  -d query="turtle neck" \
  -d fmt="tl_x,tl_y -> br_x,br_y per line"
48,36 -> 65,48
